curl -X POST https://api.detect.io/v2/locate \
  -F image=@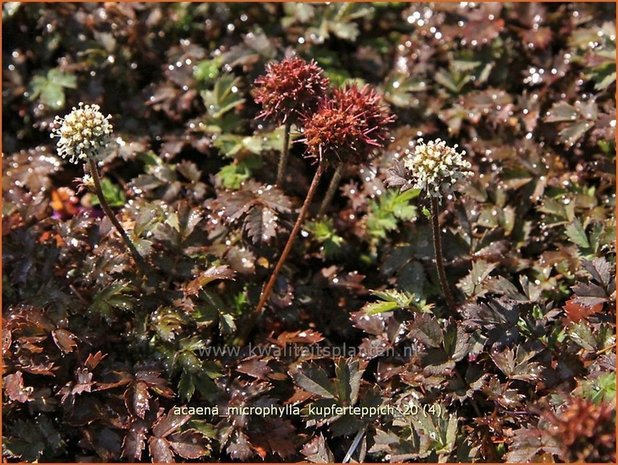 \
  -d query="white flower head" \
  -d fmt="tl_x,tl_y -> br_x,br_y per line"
403,138 -> 472,198
51,103 -> 113,163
